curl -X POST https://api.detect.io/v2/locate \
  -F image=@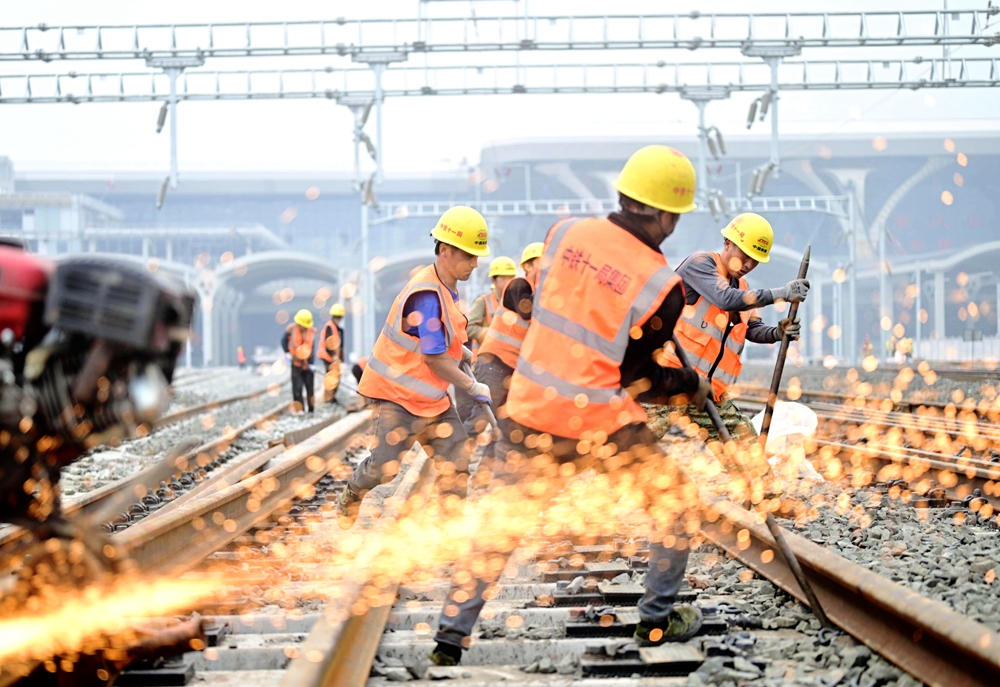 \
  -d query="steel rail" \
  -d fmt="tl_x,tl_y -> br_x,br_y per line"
156,379 -> 289,429
0,400 -> 289,550
115,410 -> 370,574
2,57 -> 998,104
736,384 -> 995,416
701,499 -> 1000,687
1,10 -> 997,61
281,446 -> 433,687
